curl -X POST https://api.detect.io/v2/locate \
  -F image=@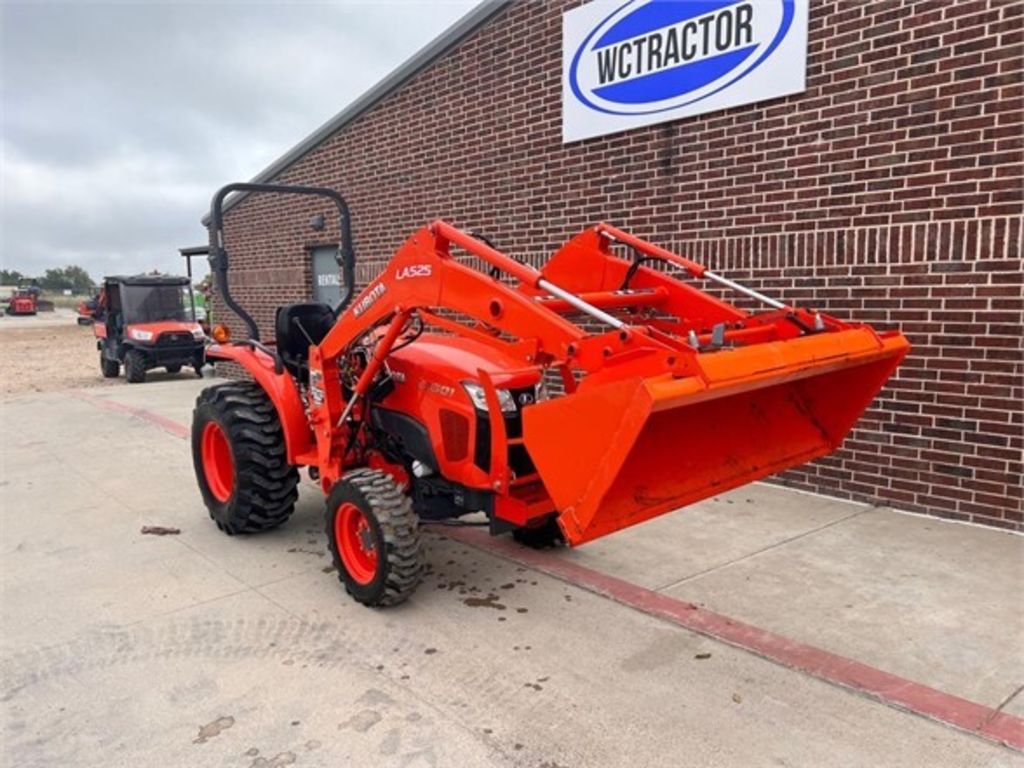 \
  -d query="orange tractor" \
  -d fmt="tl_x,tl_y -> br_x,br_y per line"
193,183 -> 909,607
5,287 -> 39,316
